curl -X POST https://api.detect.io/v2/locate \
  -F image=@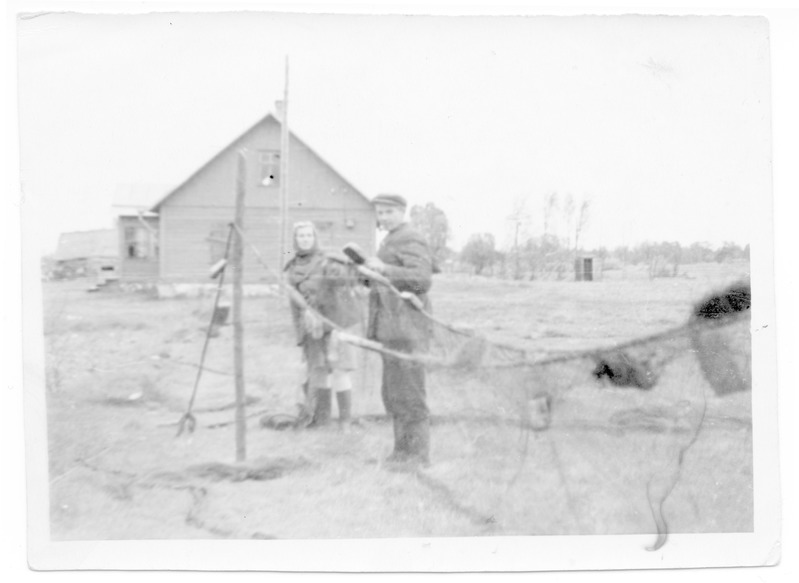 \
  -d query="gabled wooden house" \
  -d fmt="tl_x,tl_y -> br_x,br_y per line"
119,113 -> 375,283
